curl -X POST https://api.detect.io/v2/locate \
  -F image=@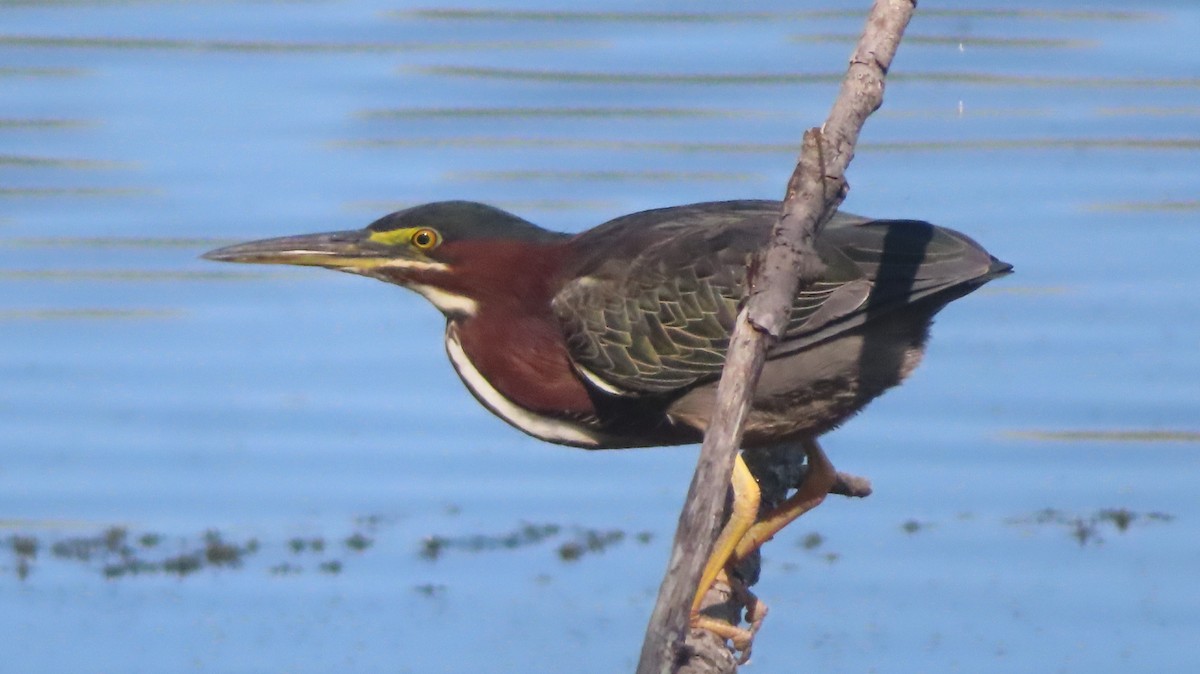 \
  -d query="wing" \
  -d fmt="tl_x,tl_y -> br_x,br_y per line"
551,201 -> 873,395
552,200 -> 1003,396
